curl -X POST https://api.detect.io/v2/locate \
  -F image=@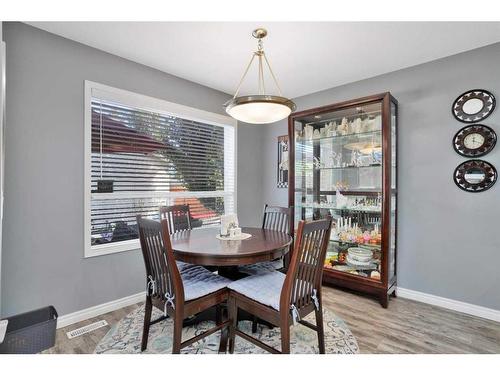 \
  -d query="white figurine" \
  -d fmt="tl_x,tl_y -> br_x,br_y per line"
304,125 -> 314,140
329,151 -> 337,167
363,117 -> 376,133
220,214 -> 239,236
340,117 -> 350,135
353,118 -> 362,134
351,150 -> 360,167
313,156 -> 323,169
336,190 -> 348,209
327,121 -> 337,137
373,115 -> 382,130
335,152 -> 342,168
